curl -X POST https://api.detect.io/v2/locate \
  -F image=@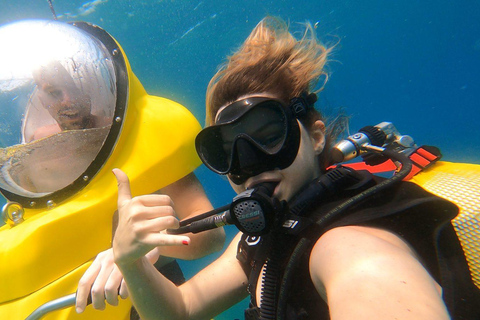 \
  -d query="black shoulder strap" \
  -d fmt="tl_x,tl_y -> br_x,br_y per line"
237,234 -> 267,305
237,234 -> 261,277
